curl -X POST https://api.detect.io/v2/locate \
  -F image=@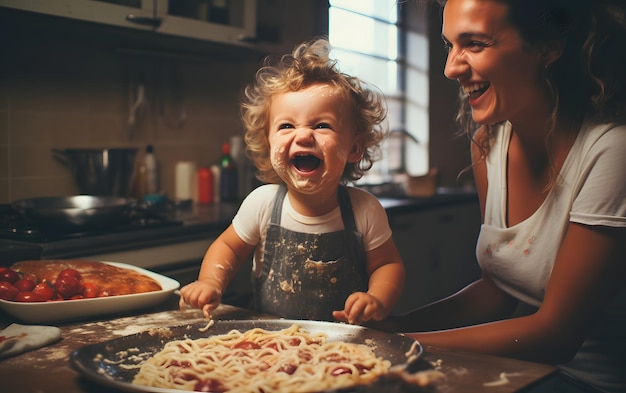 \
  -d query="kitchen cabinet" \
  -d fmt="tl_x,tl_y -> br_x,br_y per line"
388,200 -> 482,314
0,0 -> 257,48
